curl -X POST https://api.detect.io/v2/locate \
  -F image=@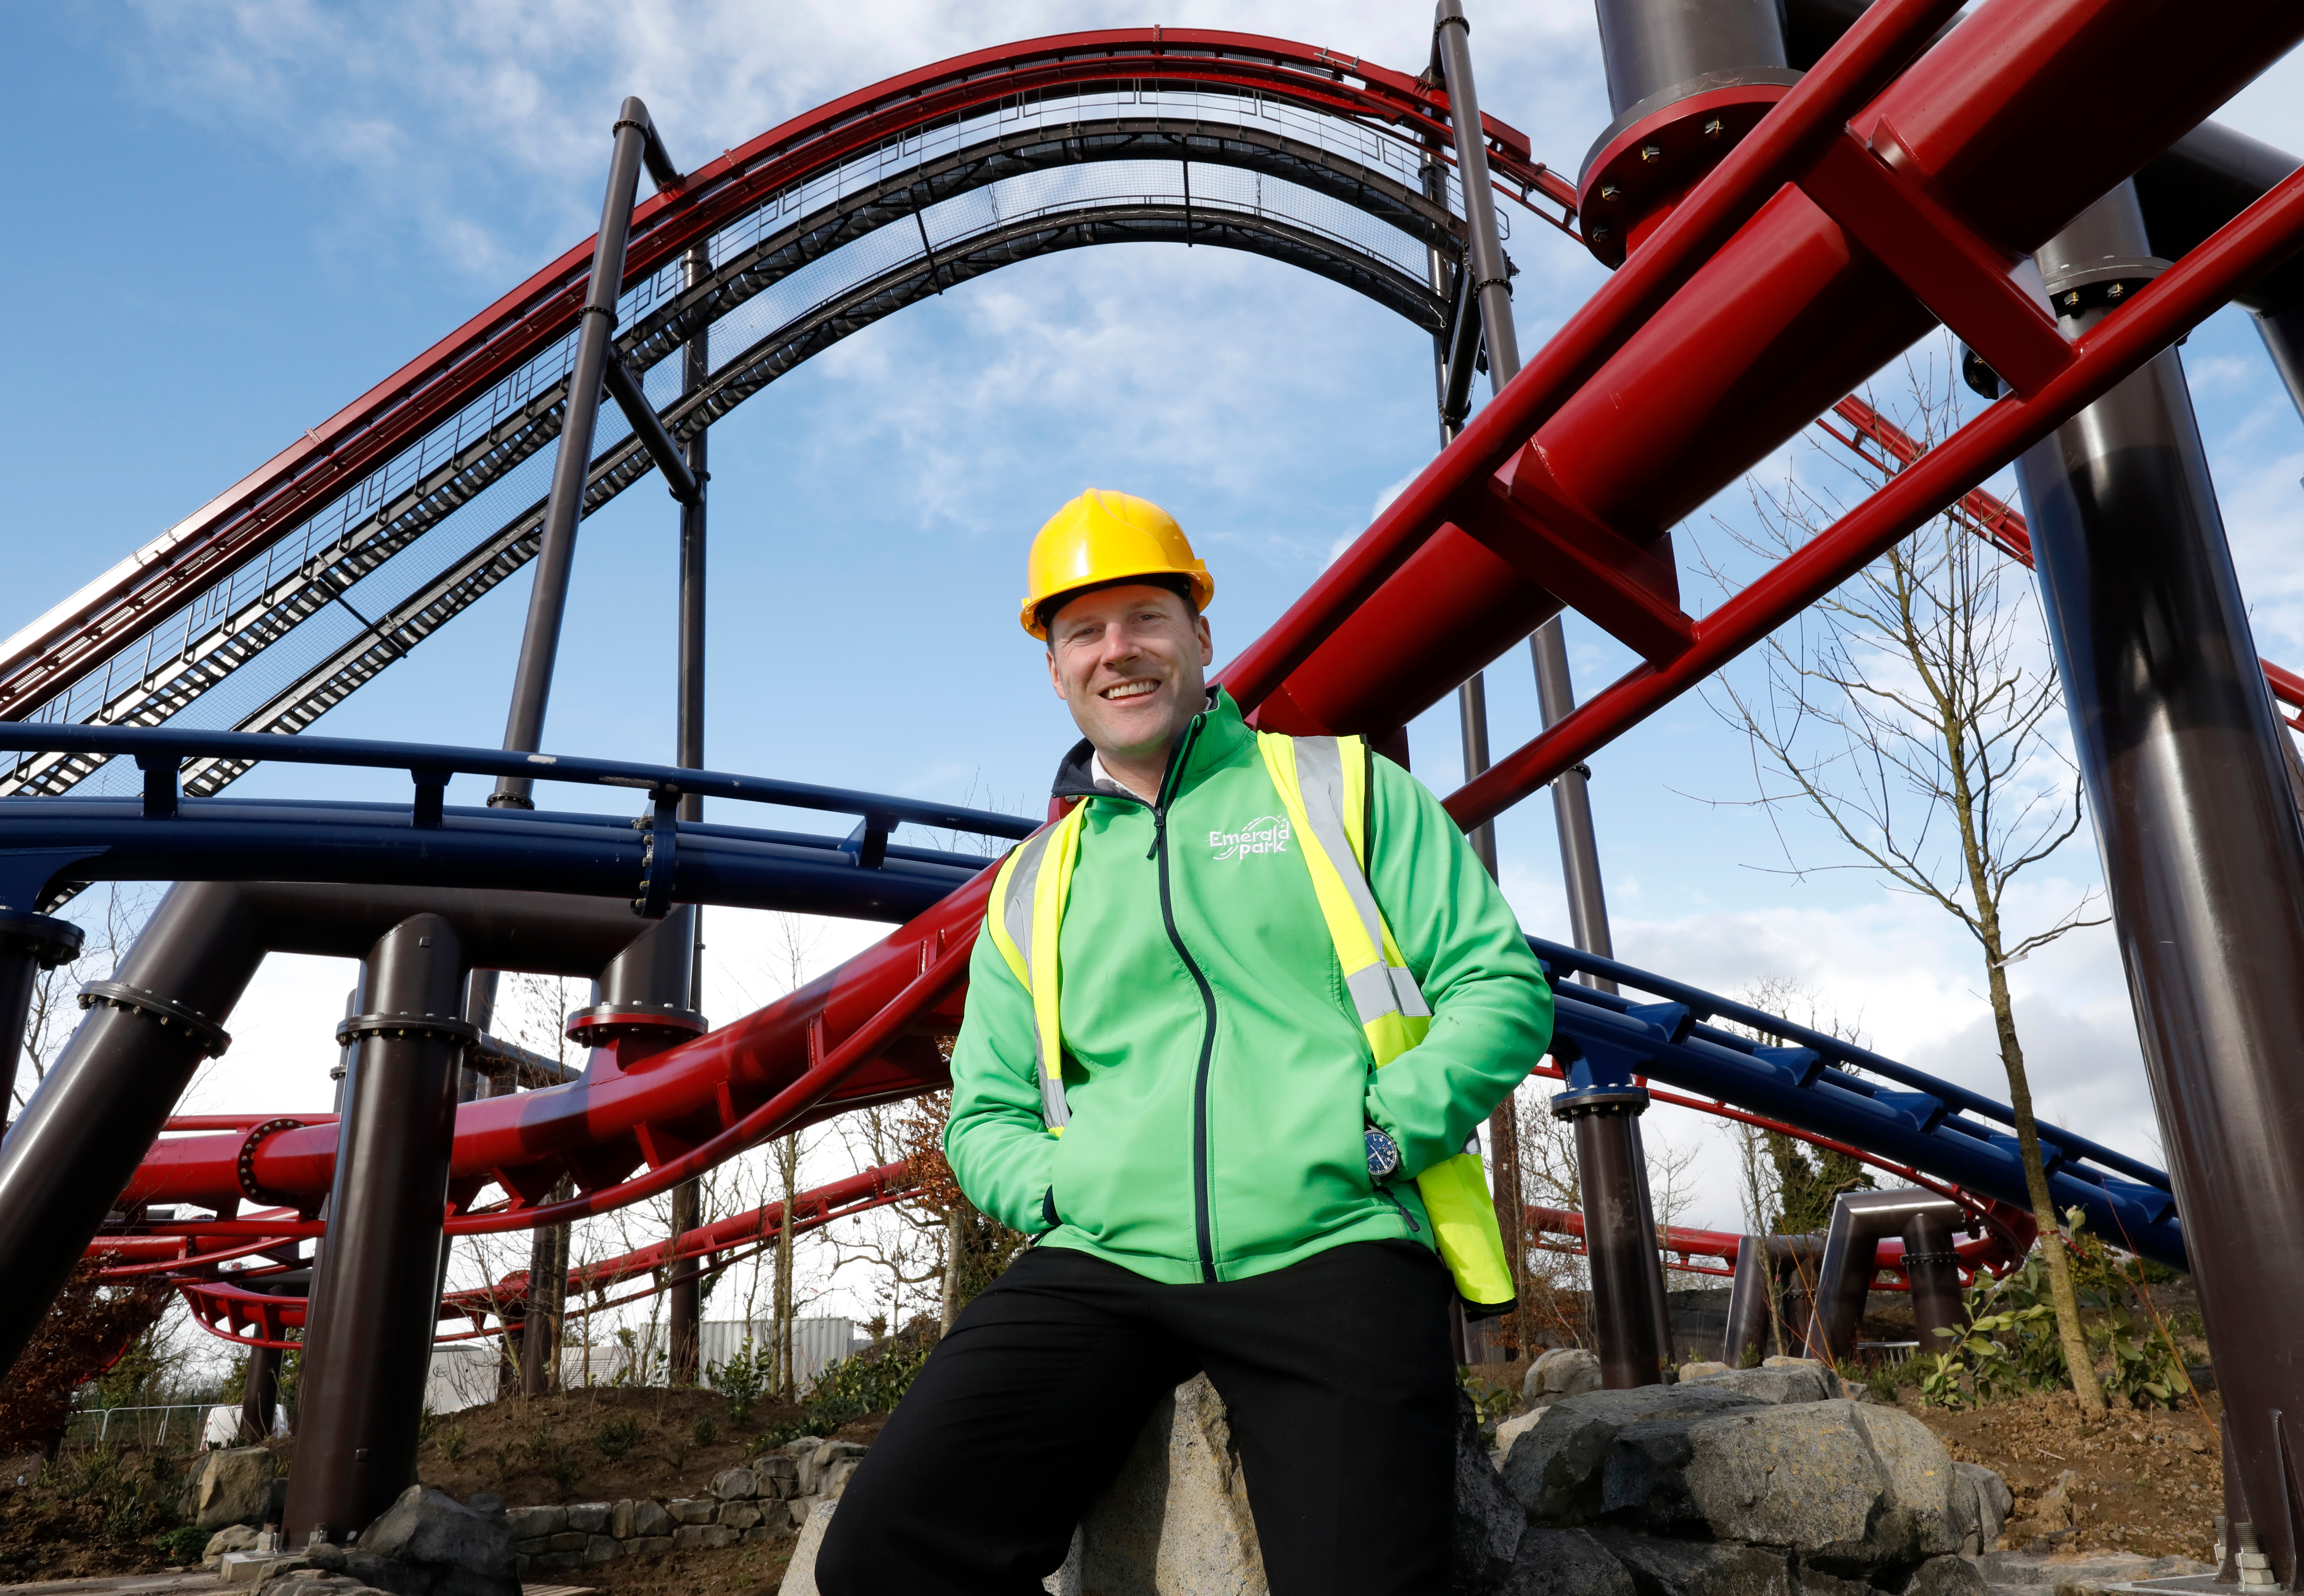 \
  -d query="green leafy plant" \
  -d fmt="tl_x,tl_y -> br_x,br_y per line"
1917,1348 -> 1967,1409
691,1414 -> 718,1447
1458,1369 -> 1516,1445
154,1524 -> 211,1565
710,1340 -> 770,1425
435,1422 -> 469,1462
523,1421 -> 583,1489
756,1330 -> 935,1449
592,1413 -> 642,1460
2097,1305 -> 2185,1408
